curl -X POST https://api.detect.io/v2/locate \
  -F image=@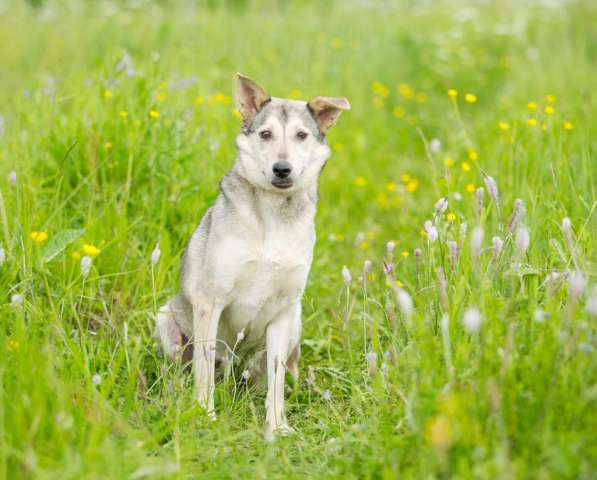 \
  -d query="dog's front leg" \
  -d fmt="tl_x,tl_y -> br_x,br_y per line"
264,304 -> 297,441
192,297 -> 223,418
